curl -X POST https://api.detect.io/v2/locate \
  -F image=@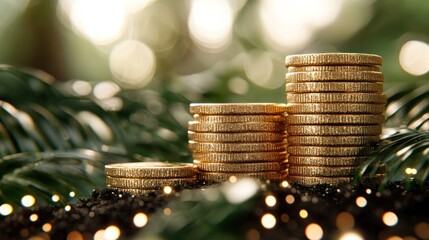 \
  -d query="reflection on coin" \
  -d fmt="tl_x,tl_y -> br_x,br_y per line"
195,161 -> 282,172
287,156 -> 366,166
287,146 -> 373,156
188,141 -> 286,152
106,176 -> 197,189
287,136 -> 379,146
286,125 -> 382,136
190,103 -> 286,115
188,121 -> 285,132
286,71 -> 383,82
286,93 -> 387,103
286,103 -> 385,114
287,65 -> 381,73
105,162 -> 197,178
288,166 -> 358,176
286,82 -> 383,93
198,172 -> 282,183
193,114 -> 285,123
285,53 -> 382,66
285,114 -> 385,124
188,131 -> 286,142
286,174 -> 385,185
192,152 -> 287,163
